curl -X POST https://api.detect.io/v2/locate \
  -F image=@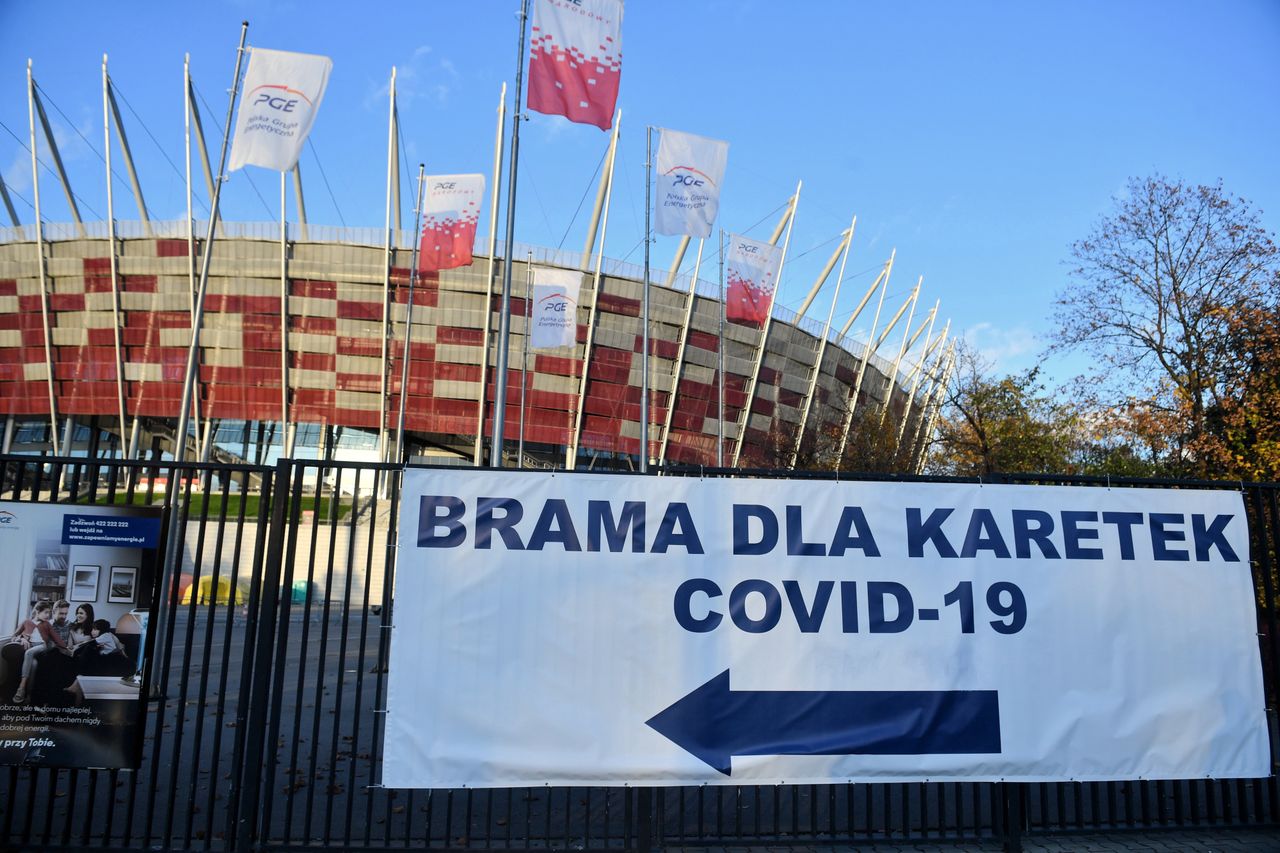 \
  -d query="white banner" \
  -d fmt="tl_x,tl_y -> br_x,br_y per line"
655,129 -> 729,238
229,47 -> 332,172
725,233 -> 782,325
384,471 -> 1268,788
419,174 -> 485,272
529,267 -> 581,350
